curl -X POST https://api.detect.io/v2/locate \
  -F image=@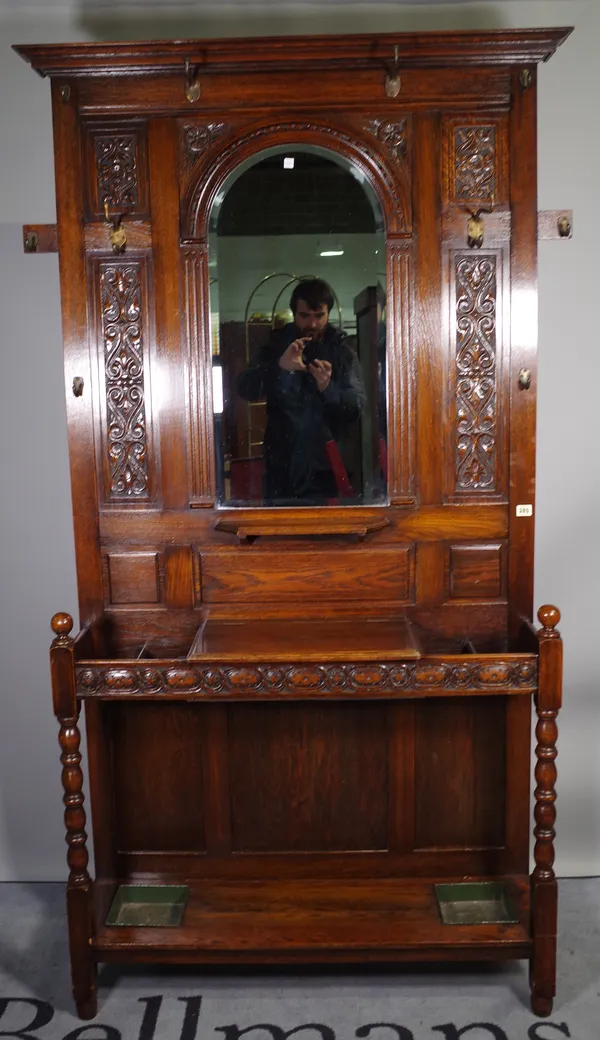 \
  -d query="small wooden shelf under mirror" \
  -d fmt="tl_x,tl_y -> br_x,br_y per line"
188,613 -> 421,662
214,513 -> 390,542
